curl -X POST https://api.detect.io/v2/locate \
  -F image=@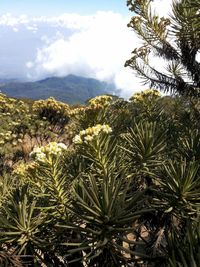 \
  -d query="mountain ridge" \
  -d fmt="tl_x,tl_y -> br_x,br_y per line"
0,74 -> 119,104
